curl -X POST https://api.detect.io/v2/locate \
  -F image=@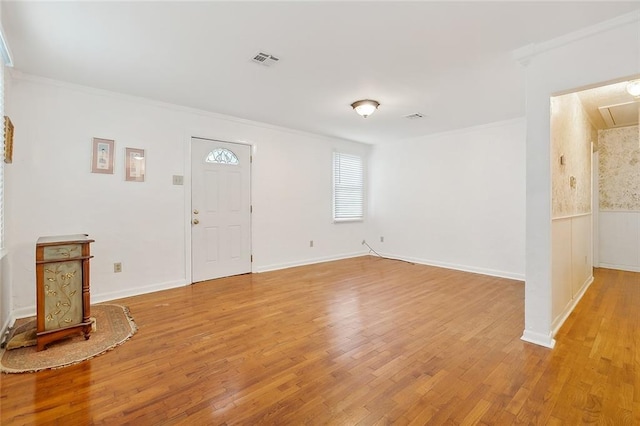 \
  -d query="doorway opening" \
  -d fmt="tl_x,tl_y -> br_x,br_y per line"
549,76 -> 640,334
